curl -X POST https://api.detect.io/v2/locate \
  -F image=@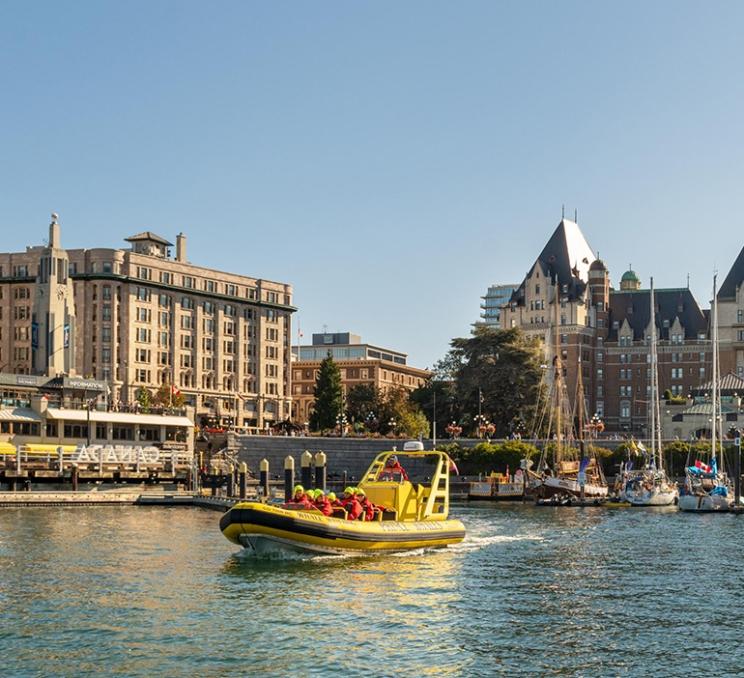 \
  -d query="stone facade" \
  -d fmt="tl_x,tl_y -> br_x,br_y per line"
0,217 -> 295,429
